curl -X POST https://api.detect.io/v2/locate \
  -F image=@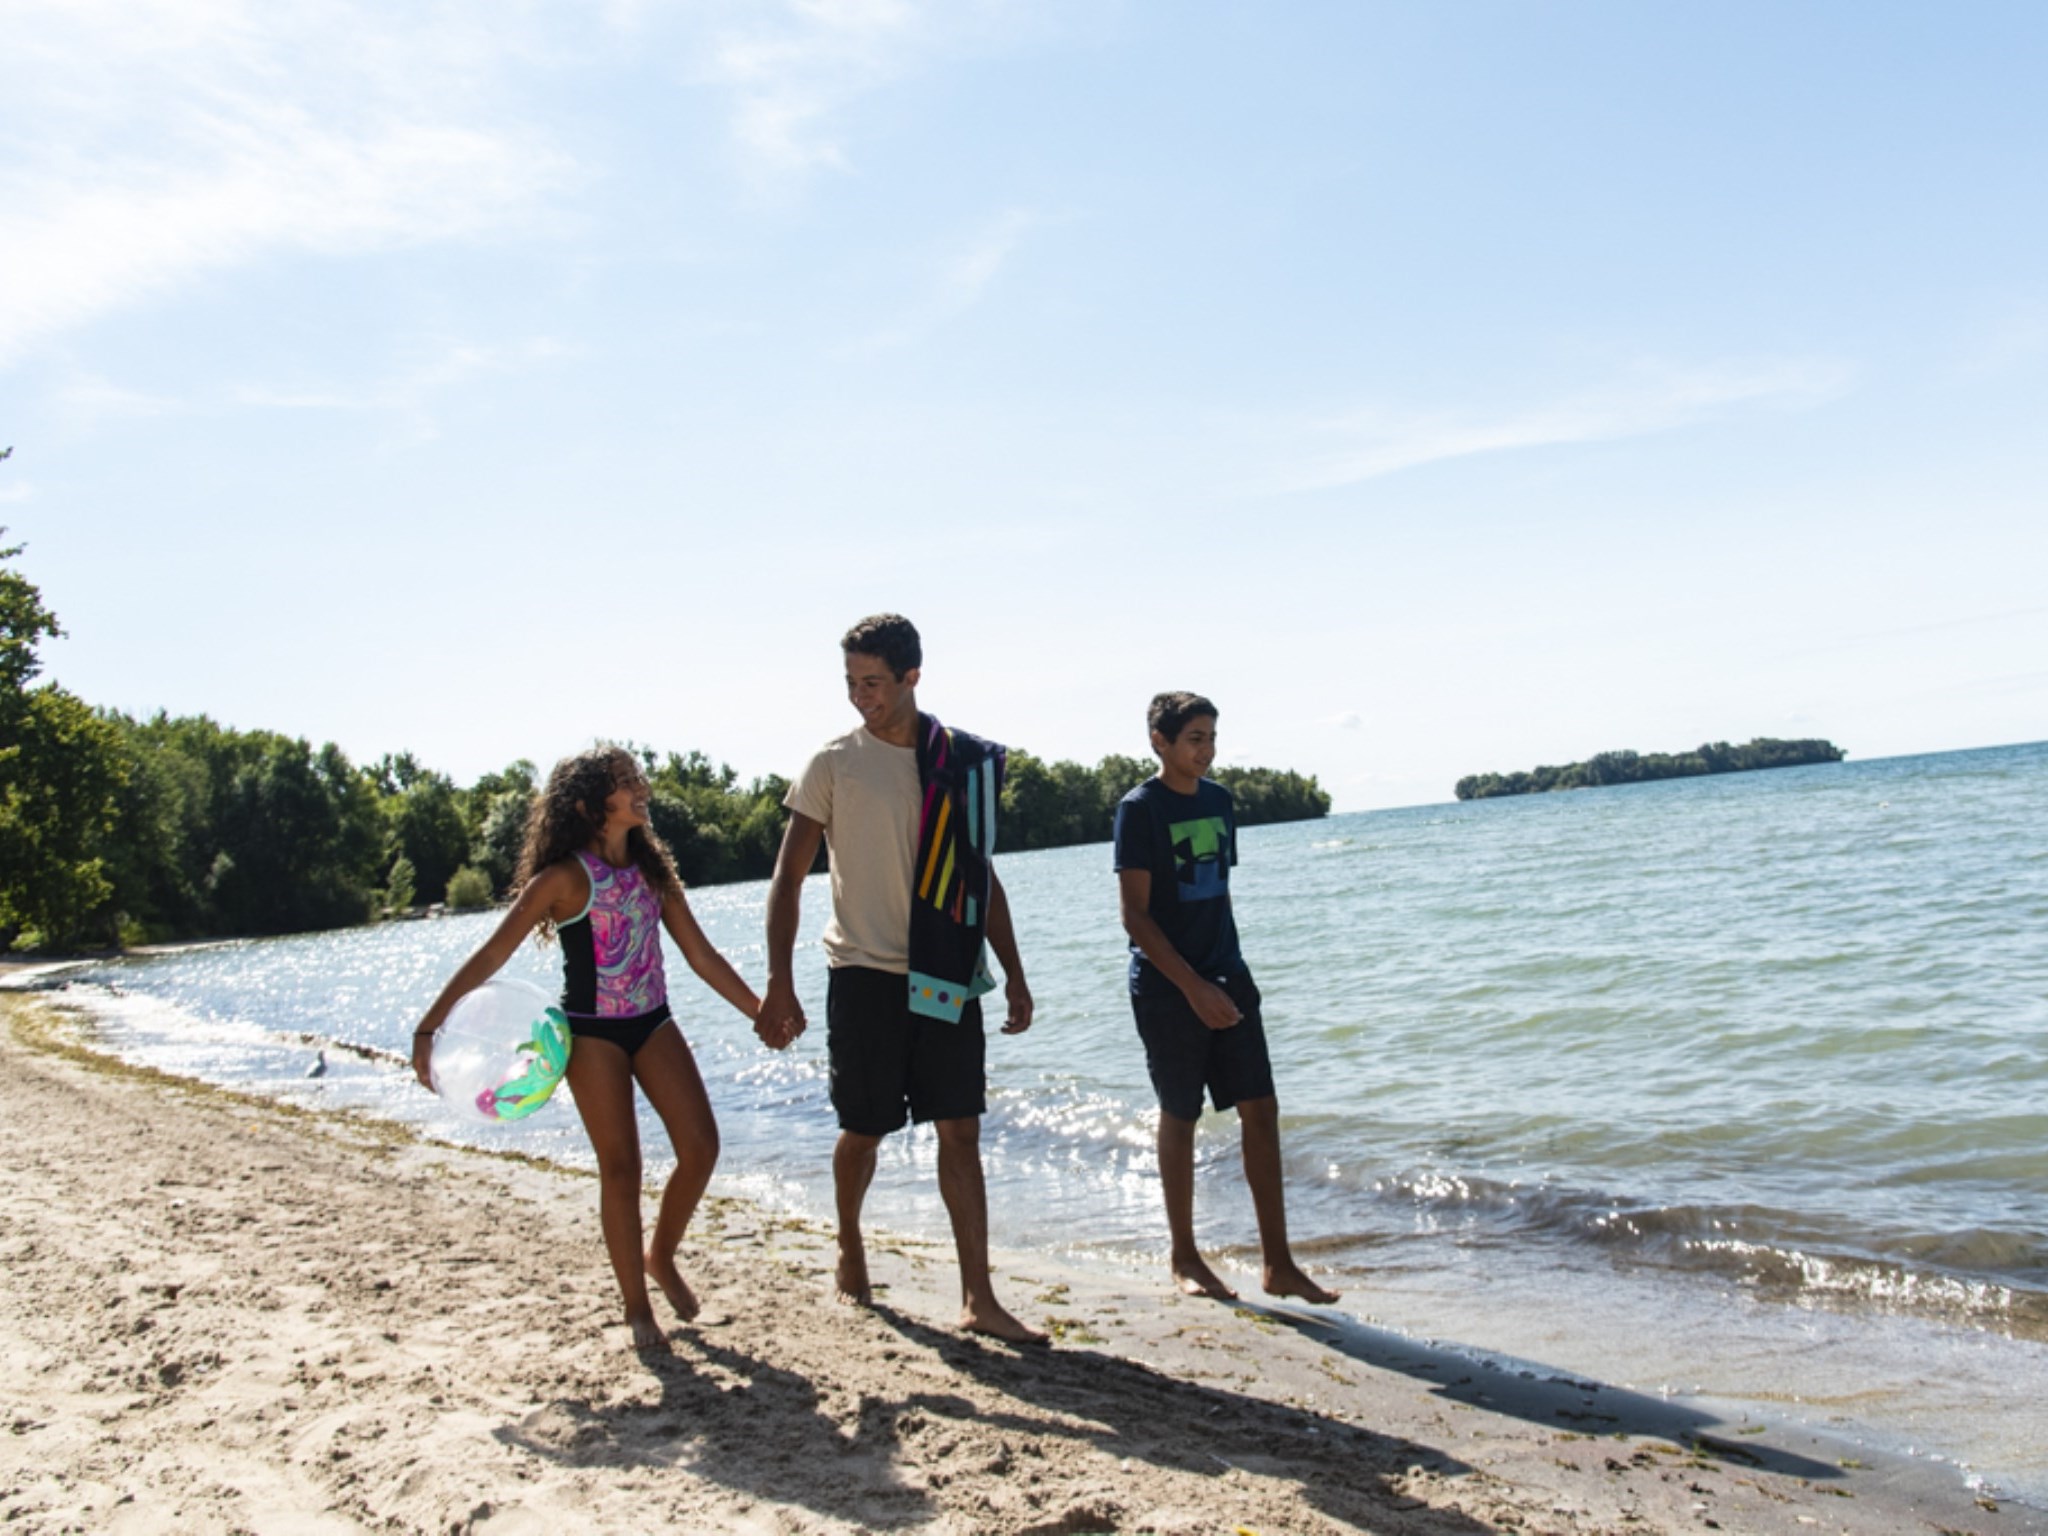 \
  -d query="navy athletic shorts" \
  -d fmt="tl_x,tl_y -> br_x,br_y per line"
1131,967 -> 1273,1122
